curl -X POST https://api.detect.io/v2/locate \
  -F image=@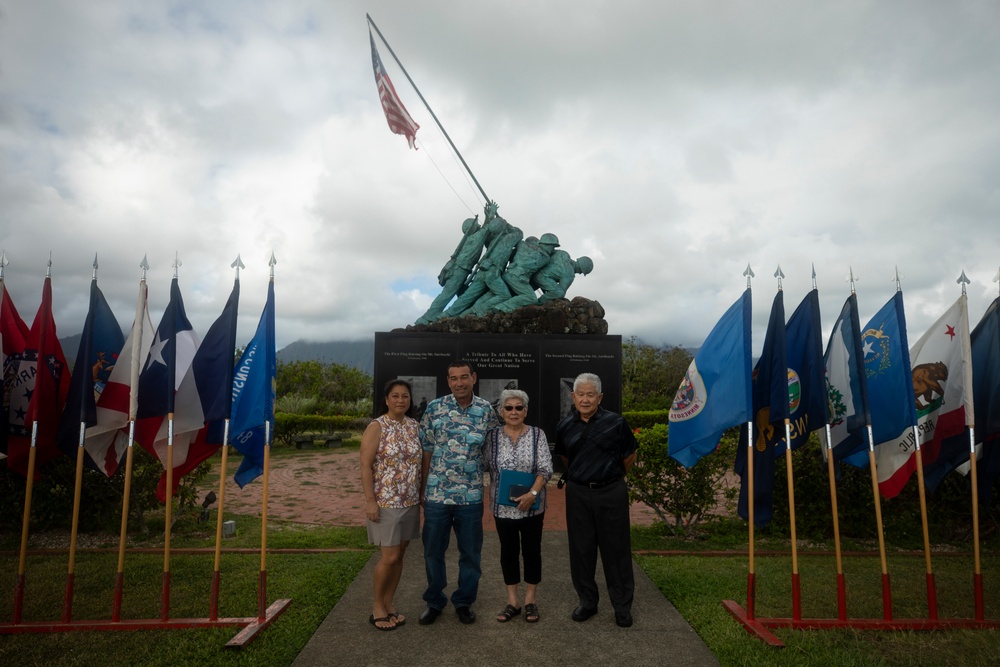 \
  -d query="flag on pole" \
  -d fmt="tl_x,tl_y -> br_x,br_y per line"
84,281 -> 153,476
923,296 -> 1000,499
842,291 -> 918,468
231,279 -> 275,488
736,290 -> 788,526
875,295 -> 973,498
778,288 -> 828,454
370,31 -> 420,149
1,281 -> 31,461
155,279 -> 239,501
669,289 -> 752,468
134,277 -> 204,469
820,293 -> 871,460
57,280 -> 125,463
11,275 -> 71,477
